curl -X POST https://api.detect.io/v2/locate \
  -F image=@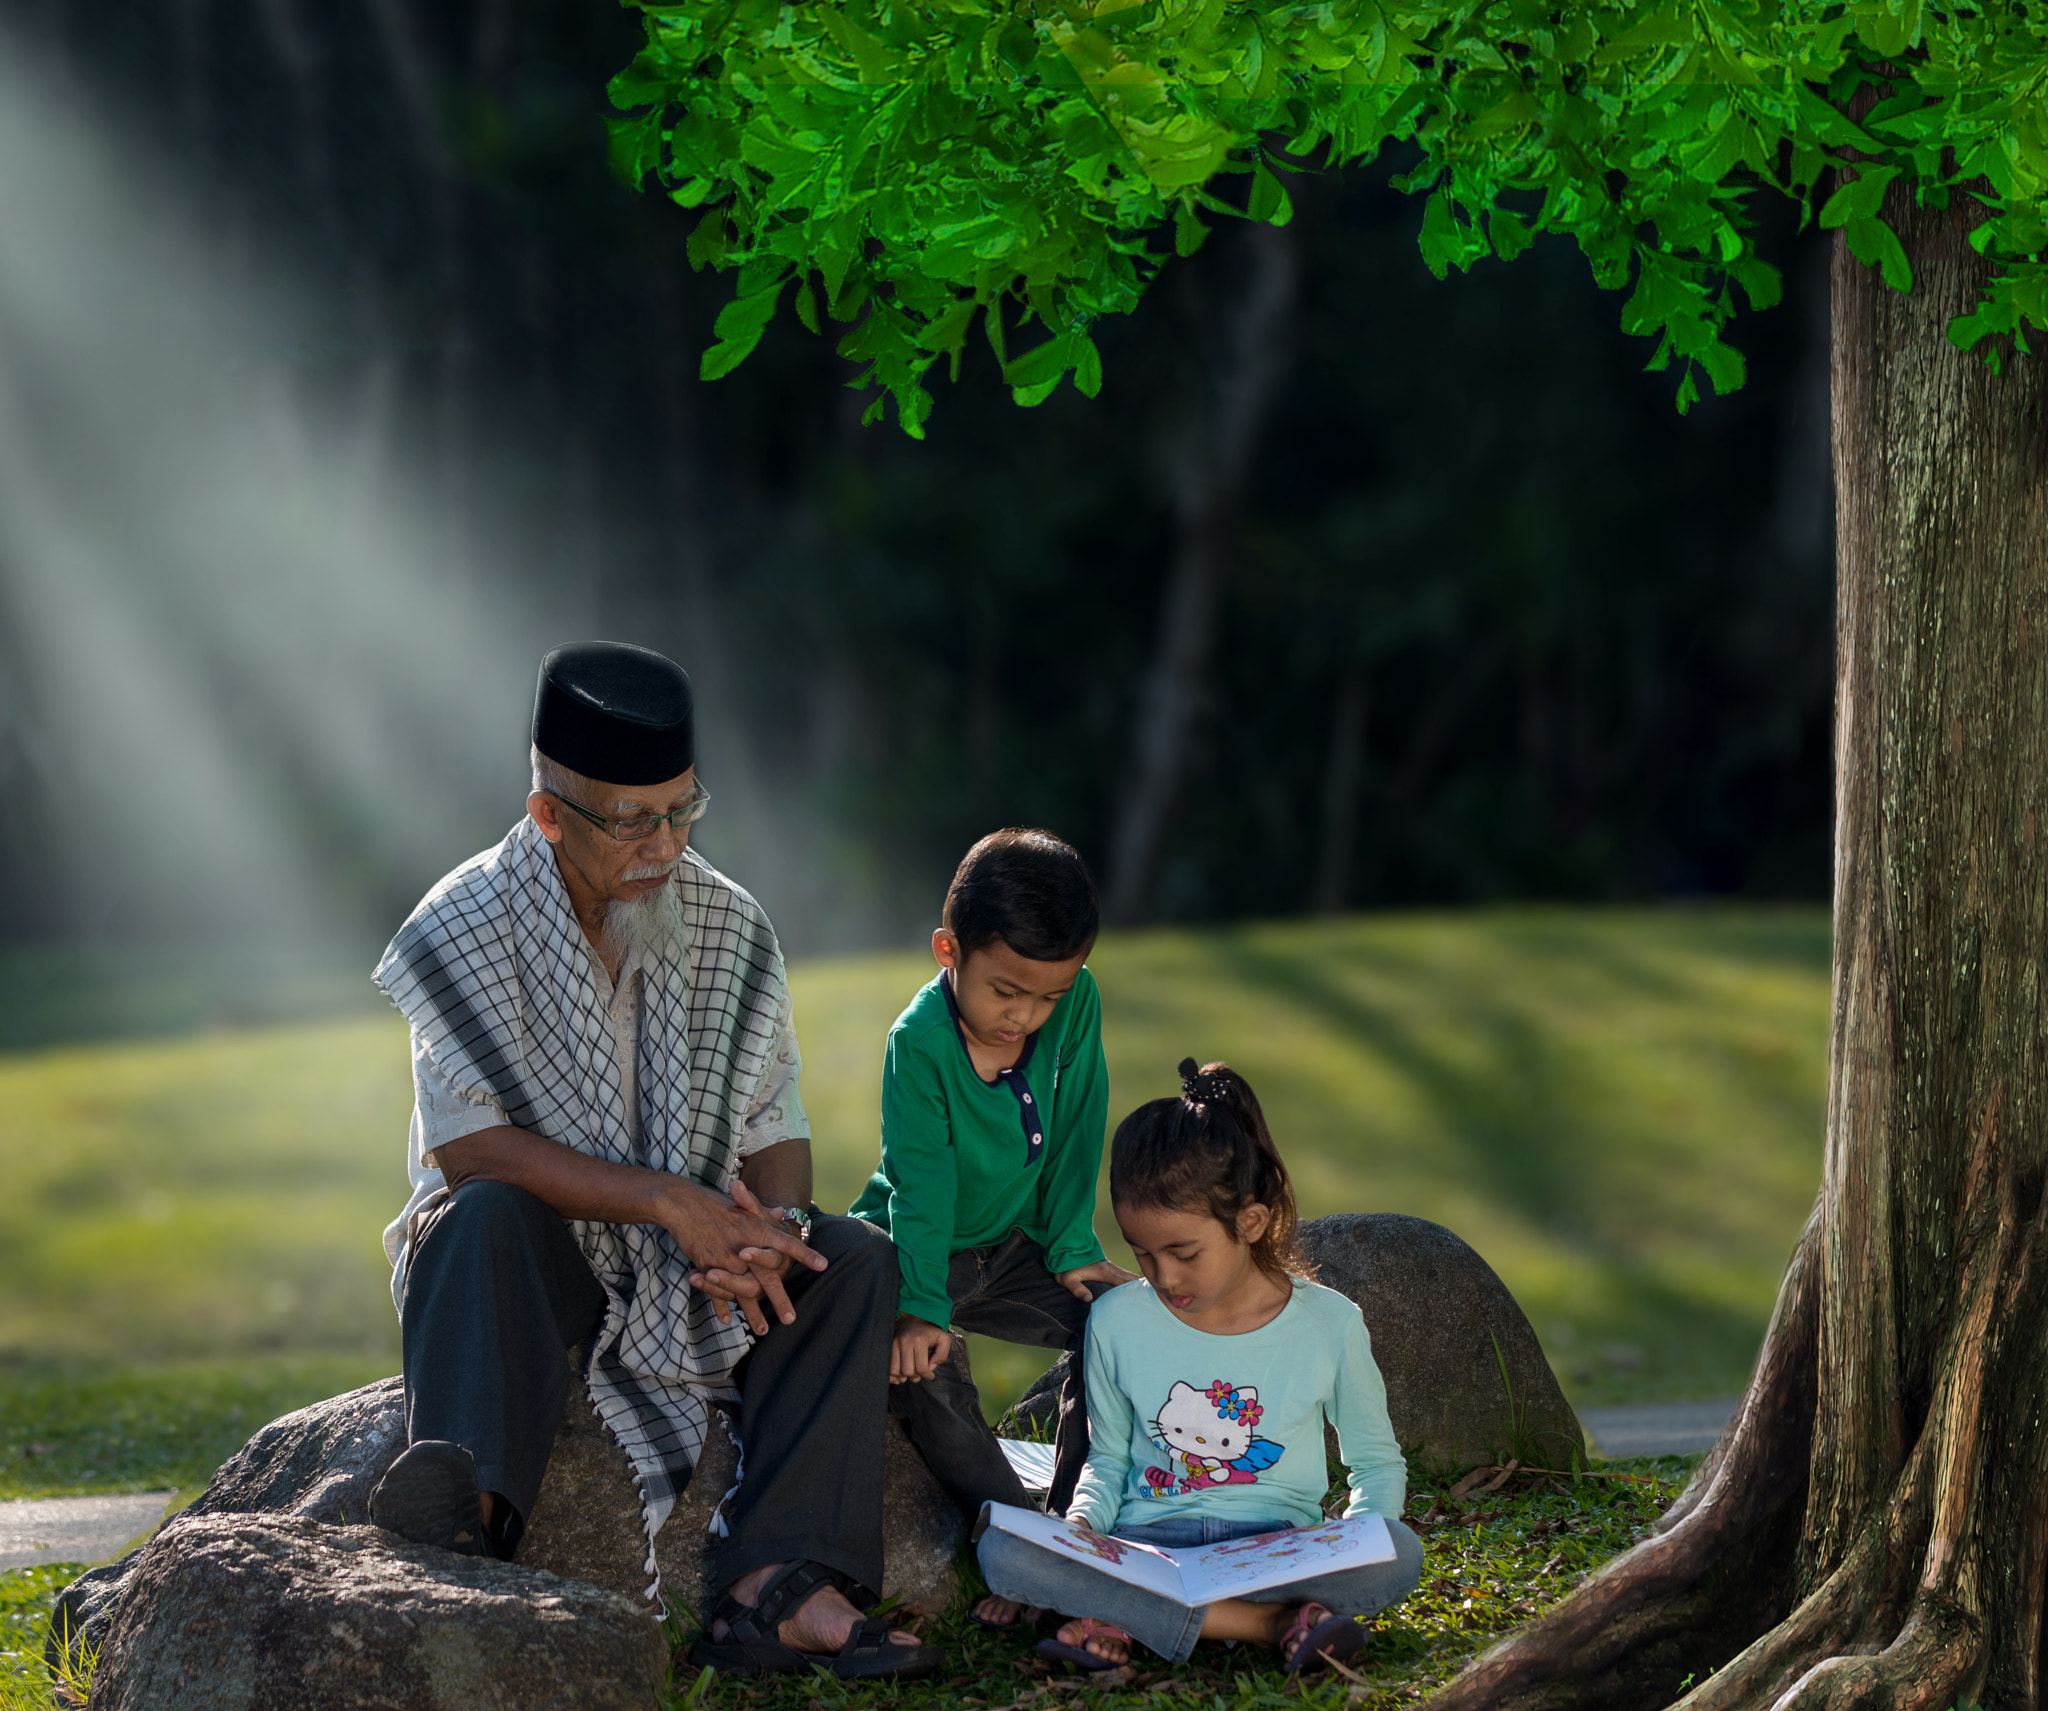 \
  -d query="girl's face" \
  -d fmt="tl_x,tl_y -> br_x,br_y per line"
1116,1200 -> 1272,1318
